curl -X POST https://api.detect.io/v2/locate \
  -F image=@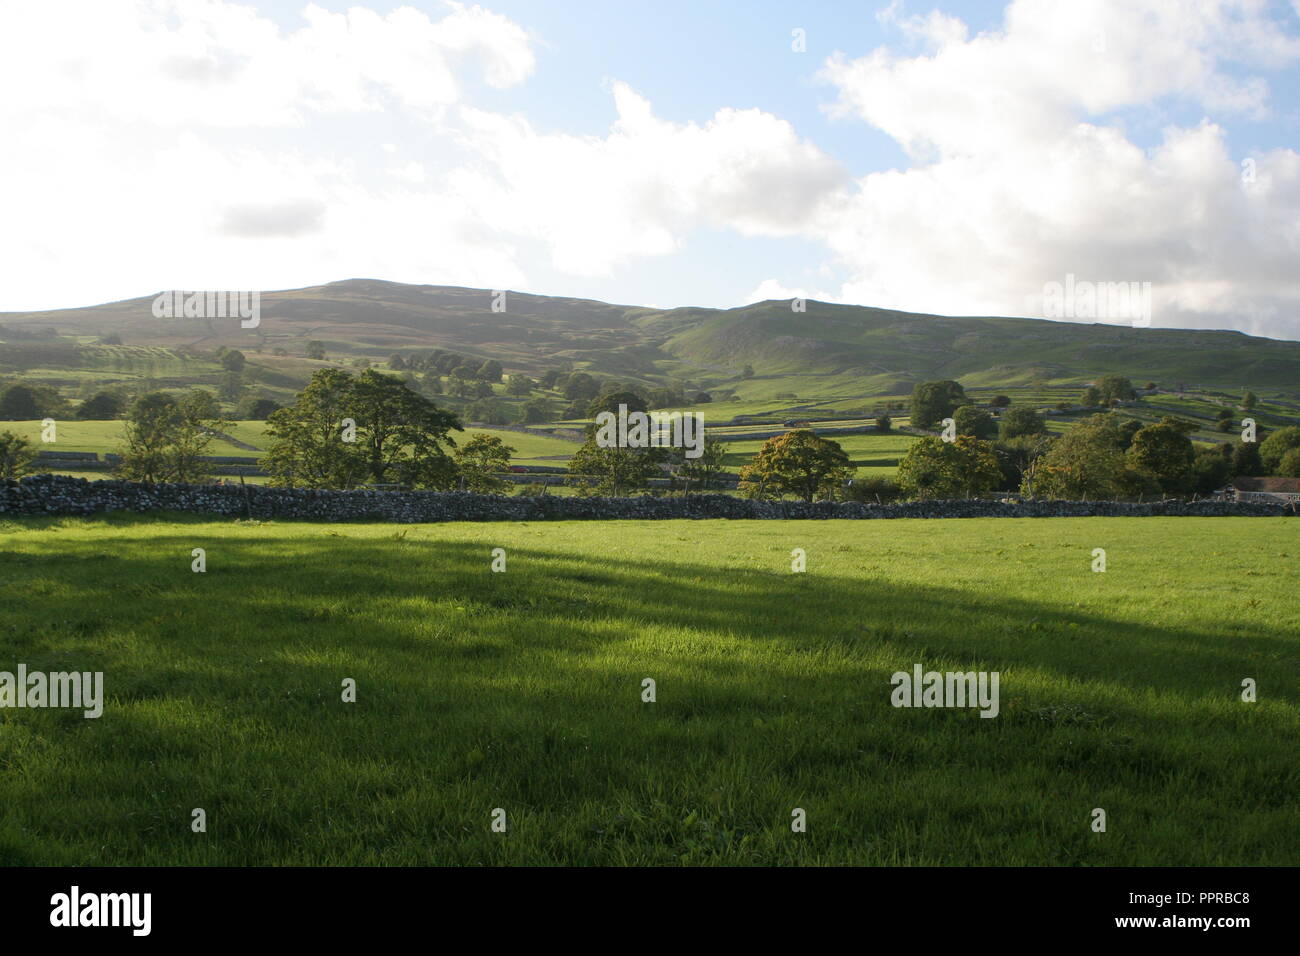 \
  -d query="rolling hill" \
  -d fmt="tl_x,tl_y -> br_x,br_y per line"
2,279 -> 1297,400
